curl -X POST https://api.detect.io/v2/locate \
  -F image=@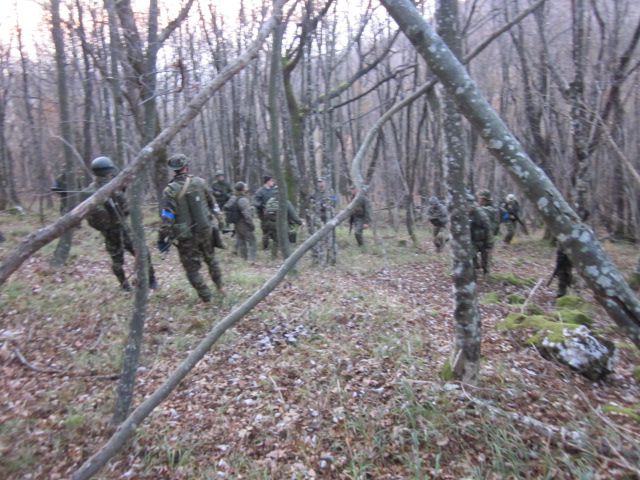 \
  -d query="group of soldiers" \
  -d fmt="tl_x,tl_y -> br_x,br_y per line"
77,154 -> 369,303
427,190 -> 523,275
68,153 -> 579,301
